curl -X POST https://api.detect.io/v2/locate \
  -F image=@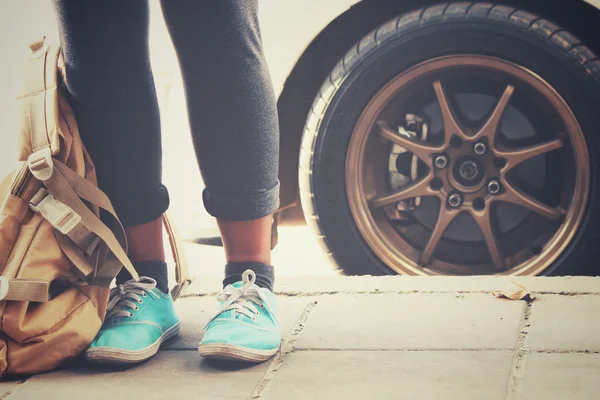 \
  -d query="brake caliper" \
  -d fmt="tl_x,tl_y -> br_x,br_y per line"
385,114 -> 428,220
